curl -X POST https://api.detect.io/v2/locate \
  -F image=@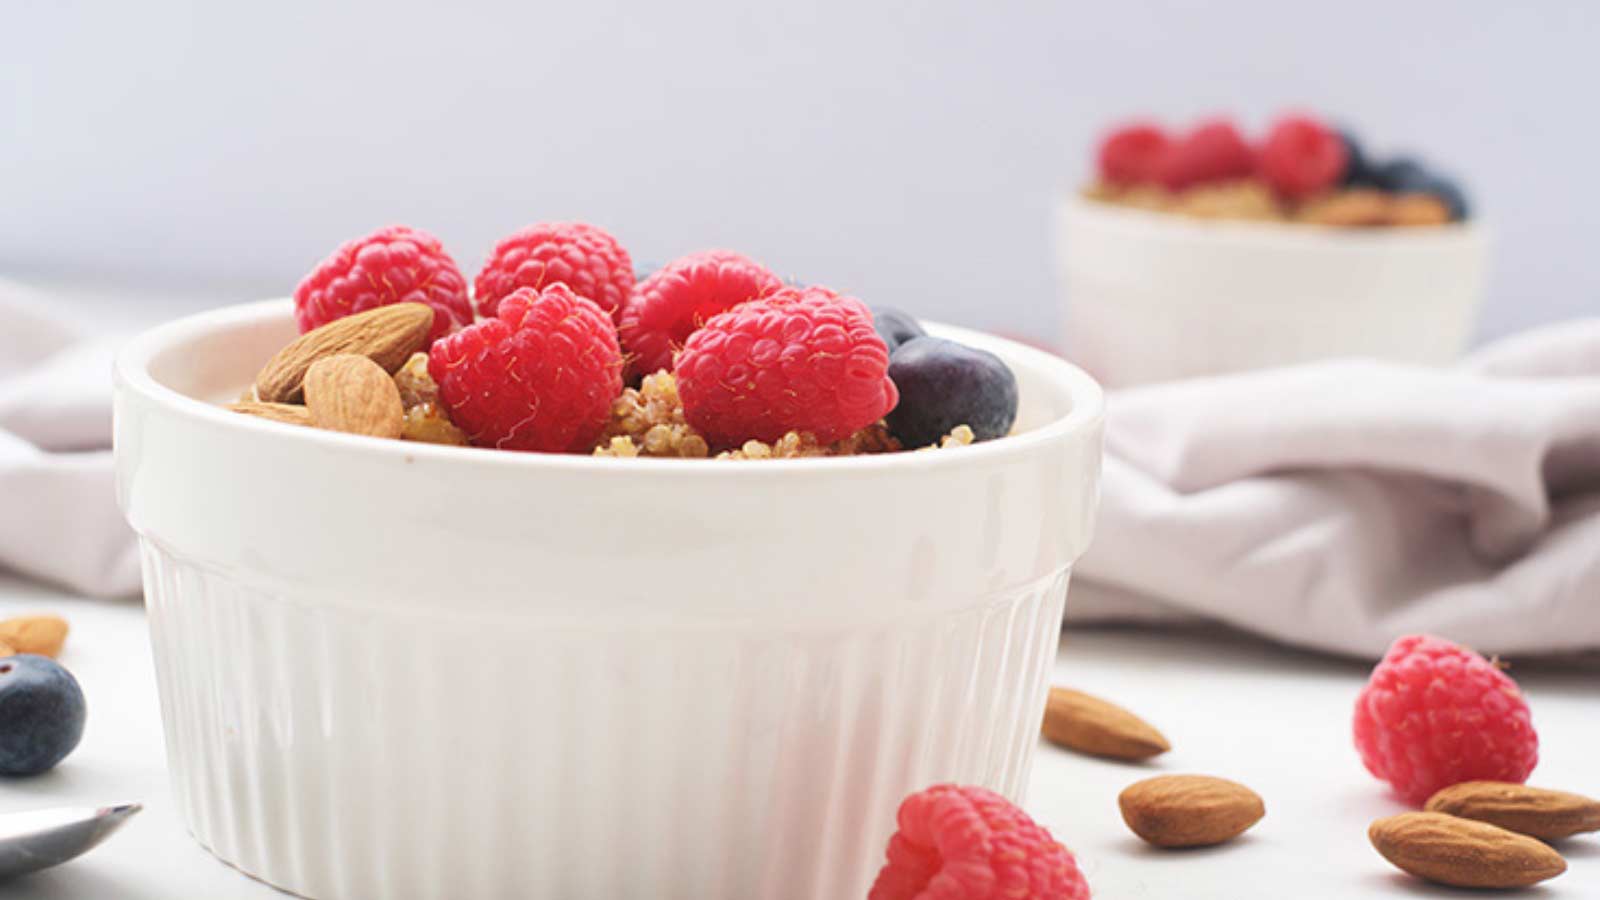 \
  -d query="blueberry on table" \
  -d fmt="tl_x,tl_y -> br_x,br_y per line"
0,655 -> 86,776
871,307 -> 927,353
885,336 -> 1018,446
